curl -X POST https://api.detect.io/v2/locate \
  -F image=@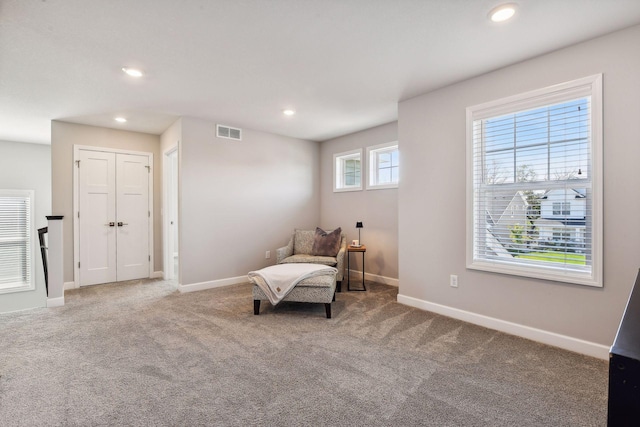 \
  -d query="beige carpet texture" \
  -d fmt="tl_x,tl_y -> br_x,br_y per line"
0,279 -> 608,426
